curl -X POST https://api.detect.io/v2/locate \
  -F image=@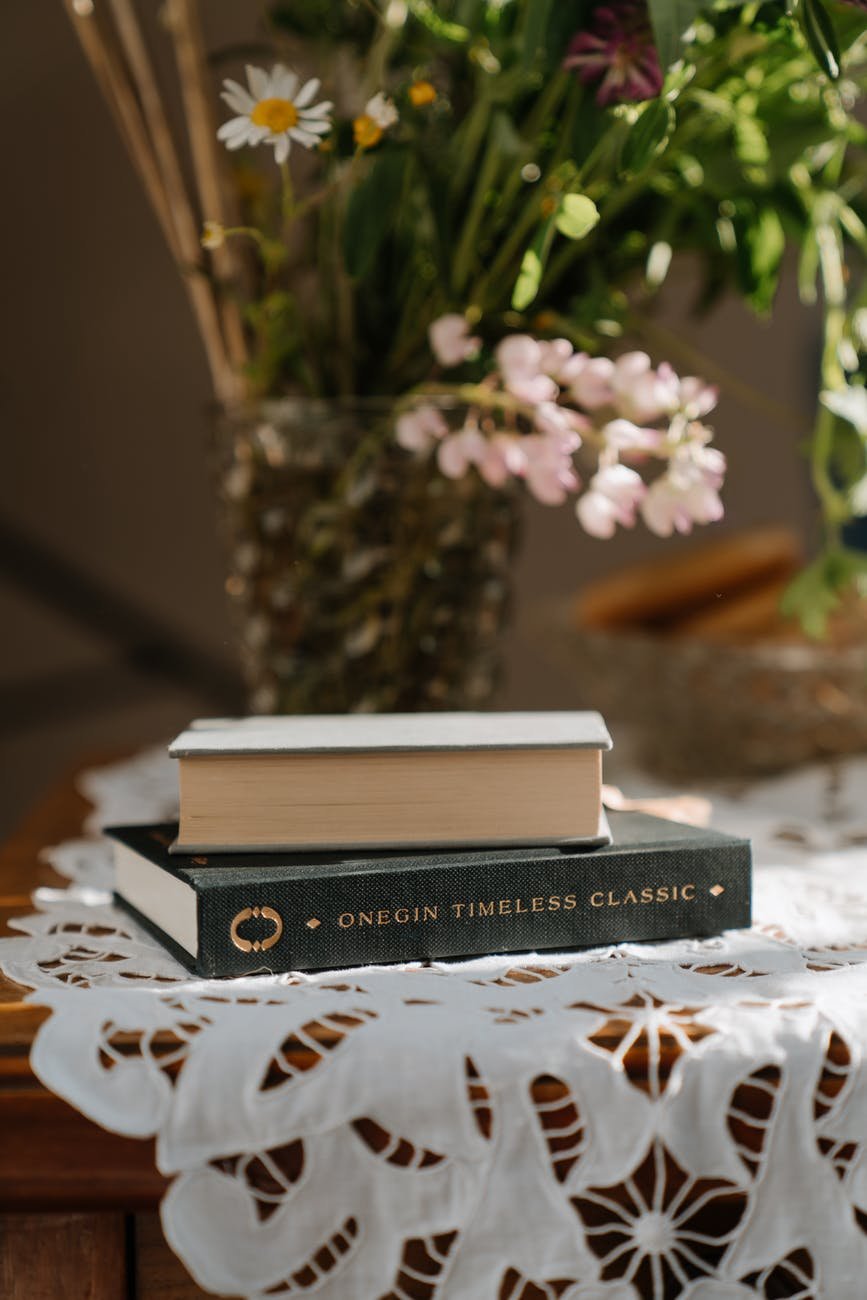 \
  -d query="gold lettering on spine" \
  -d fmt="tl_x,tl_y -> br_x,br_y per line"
331,883 -> 703,933
586,884 -> 701,907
